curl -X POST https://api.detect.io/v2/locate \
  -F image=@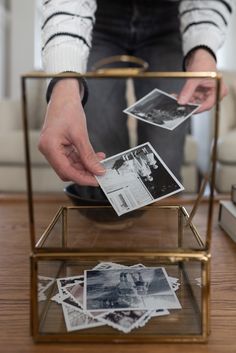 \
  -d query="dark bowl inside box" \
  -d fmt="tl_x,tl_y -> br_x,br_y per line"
64,183 -> 142,229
